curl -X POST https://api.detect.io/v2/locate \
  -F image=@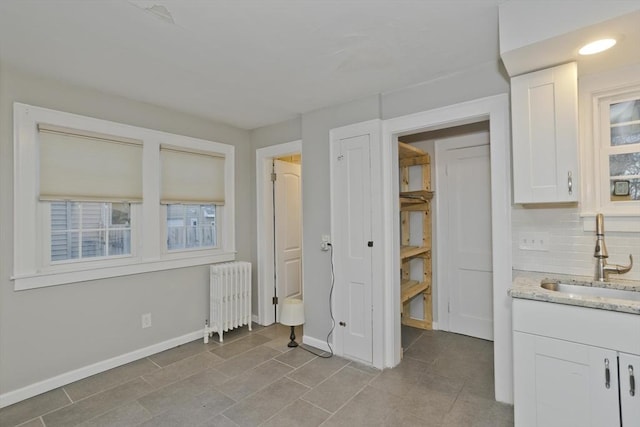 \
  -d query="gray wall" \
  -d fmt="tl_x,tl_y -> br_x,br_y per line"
250,62 -> 509,345
382,60 -> 509,120
0,63 -> 251,395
